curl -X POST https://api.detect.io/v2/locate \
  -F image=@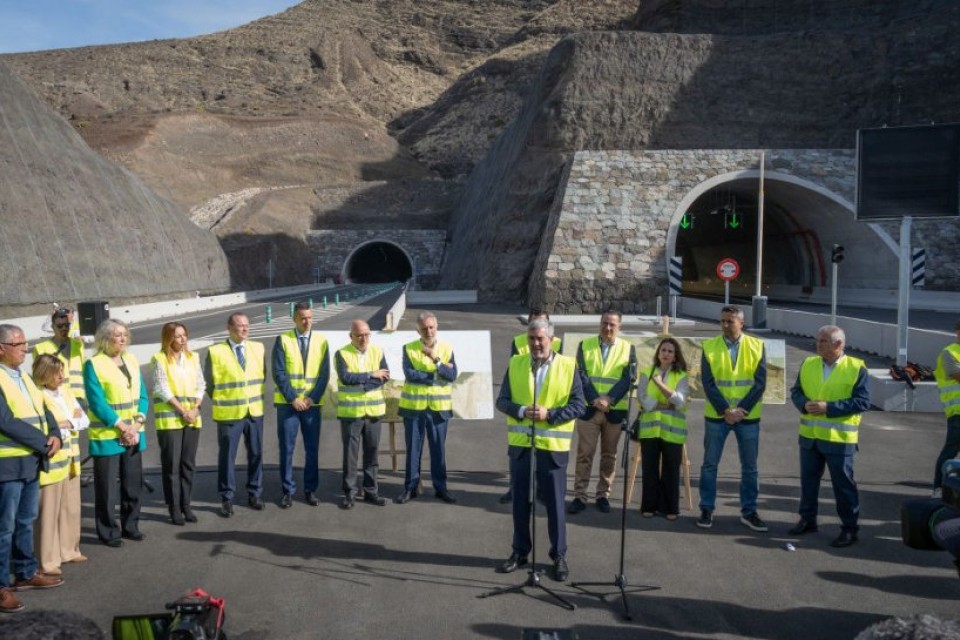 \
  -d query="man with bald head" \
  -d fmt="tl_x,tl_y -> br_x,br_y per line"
789,325 -> 870,548
0,324 -> 64,613
335,320 -> 390,509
